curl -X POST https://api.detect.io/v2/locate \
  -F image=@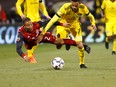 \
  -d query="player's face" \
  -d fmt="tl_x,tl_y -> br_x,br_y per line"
71,1 -> 80,12
24,20 -> 33,32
